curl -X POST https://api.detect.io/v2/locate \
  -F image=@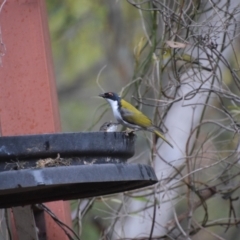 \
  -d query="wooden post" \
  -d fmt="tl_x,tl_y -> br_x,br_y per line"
0,0 -> 72,239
